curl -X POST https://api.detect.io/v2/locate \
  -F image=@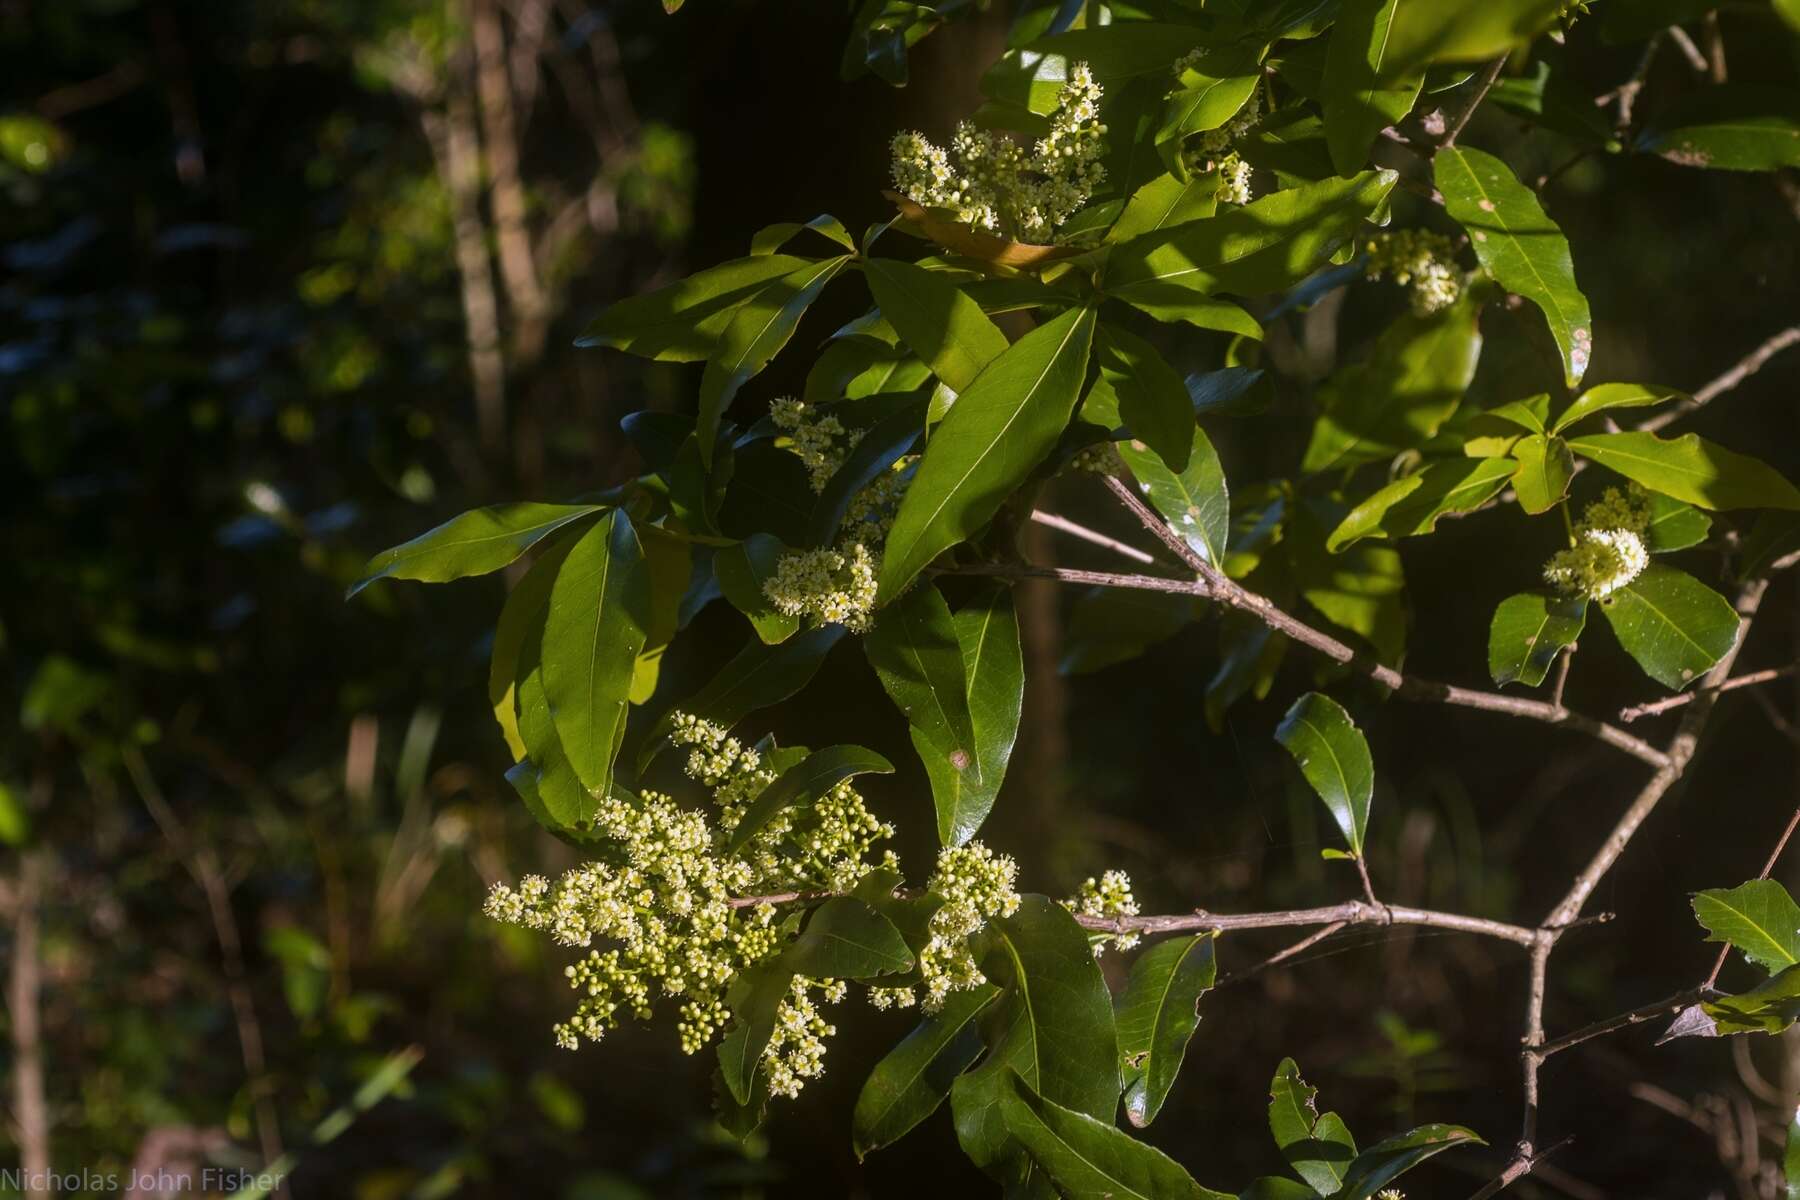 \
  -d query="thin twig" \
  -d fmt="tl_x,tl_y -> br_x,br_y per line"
1440,56 -> 1508,149
1215,922 -> 1350,987
1666,24 -> 1710,73
1082,476 -> 1671,767
1639,325 -> 1800,433
1620,664 -> 1795,722
1029,509 -> 1156,564
1073,899 -> 1538,947
1534,988 -> 1706,1060
1702,801 -> 1800,990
